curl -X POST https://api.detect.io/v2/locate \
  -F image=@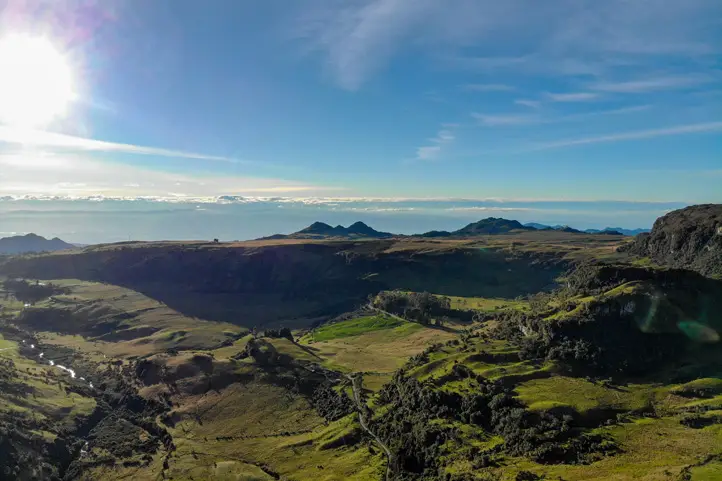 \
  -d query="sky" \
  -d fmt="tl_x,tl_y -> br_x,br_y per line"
0,0 -> 720,241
